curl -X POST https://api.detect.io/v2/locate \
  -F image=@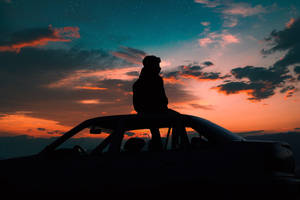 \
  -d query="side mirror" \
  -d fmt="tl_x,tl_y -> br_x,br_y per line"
90,126 -> 102,134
